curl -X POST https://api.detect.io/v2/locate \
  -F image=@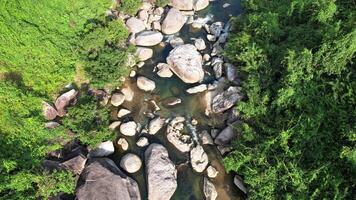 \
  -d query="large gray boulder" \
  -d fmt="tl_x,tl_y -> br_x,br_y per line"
145,144 -> 177,200
212,86 -> 243,113
214,121 -> 241,146
126,17 -> 146,33
76,158 -> 141,200
135,31 -> 163,46
162,8 -> 185,34
166,44 -> 204,83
